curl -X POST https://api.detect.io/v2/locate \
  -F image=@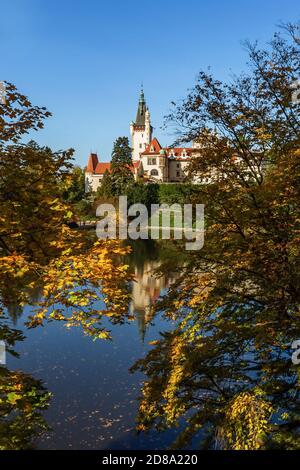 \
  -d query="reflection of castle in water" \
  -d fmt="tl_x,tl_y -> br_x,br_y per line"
130,260 -> 177,341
